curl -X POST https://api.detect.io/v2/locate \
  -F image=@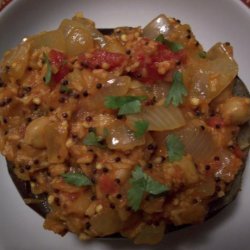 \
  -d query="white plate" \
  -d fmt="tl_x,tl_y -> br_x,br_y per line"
0,0 -> 249,249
